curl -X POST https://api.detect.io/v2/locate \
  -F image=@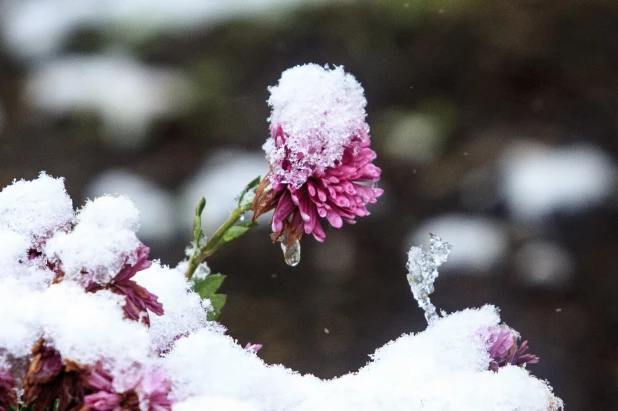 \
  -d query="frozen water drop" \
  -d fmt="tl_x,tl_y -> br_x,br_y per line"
280,237 -> 301,267
239,214 -> 246,222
